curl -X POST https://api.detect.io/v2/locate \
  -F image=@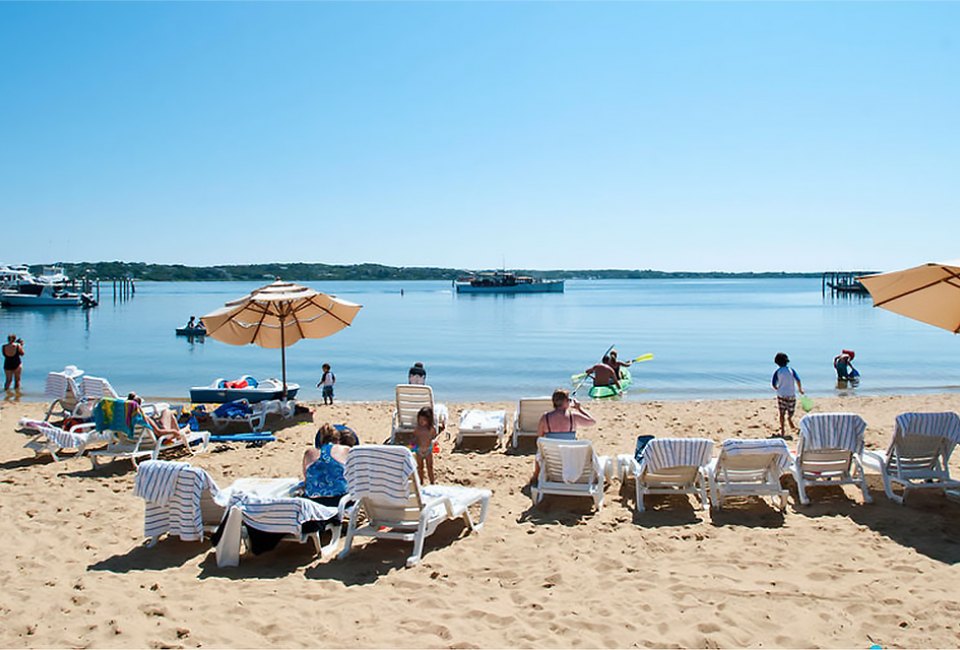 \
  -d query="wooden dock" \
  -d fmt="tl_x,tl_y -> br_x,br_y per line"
822,271 -> 872,297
